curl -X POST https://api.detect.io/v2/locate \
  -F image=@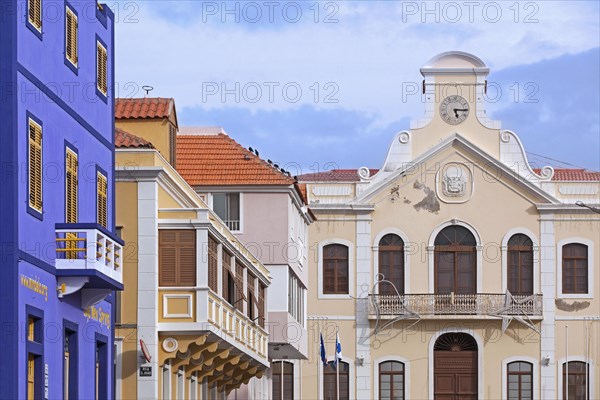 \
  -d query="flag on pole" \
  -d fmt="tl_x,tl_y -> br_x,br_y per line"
334,332 -> 343,366
320,333 -> 328,366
